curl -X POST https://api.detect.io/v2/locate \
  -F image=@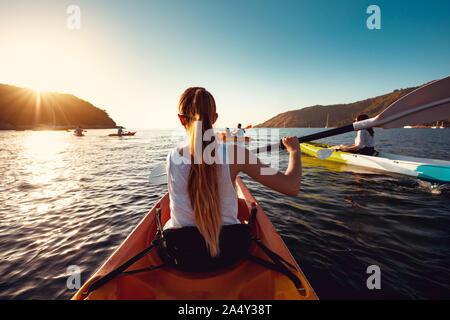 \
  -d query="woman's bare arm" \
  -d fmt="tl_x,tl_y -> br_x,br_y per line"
339,144 -> 360,152
229,136 -> 302,197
